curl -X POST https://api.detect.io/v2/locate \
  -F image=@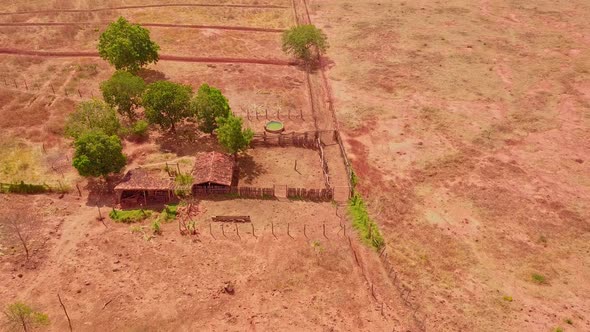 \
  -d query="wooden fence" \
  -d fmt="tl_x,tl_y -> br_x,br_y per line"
286,187 -> 334,201
192,186 -> 275,199
251,130 -> 335,149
